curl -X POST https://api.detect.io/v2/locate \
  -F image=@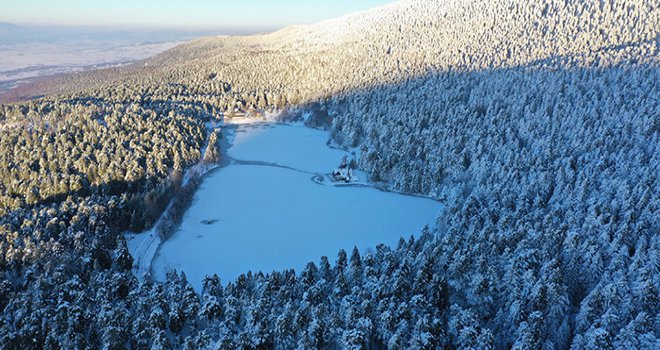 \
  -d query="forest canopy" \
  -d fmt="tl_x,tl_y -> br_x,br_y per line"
0,0 -> 657,348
